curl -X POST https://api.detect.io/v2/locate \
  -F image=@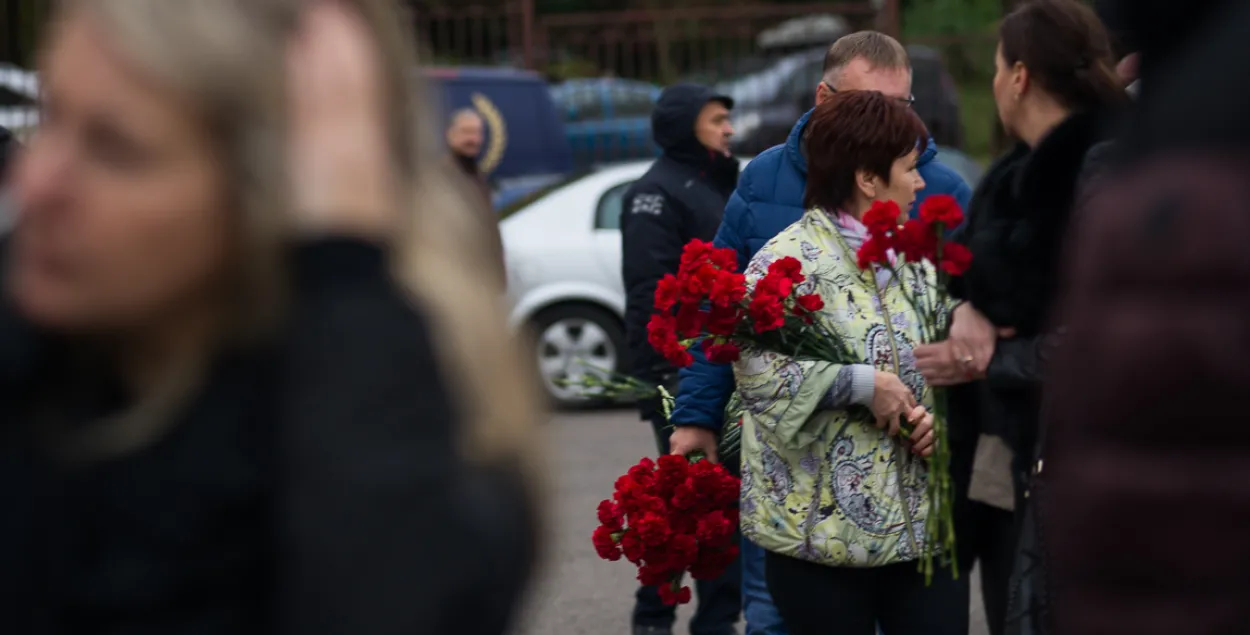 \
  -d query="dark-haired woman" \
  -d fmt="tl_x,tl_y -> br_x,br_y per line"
736,89 -> 966,635
911,1 -> 1129,633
